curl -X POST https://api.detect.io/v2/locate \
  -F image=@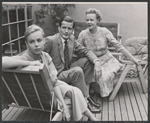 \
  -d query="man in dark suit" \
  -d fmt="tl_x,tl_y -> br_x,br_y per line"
44,16 -> 102,112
